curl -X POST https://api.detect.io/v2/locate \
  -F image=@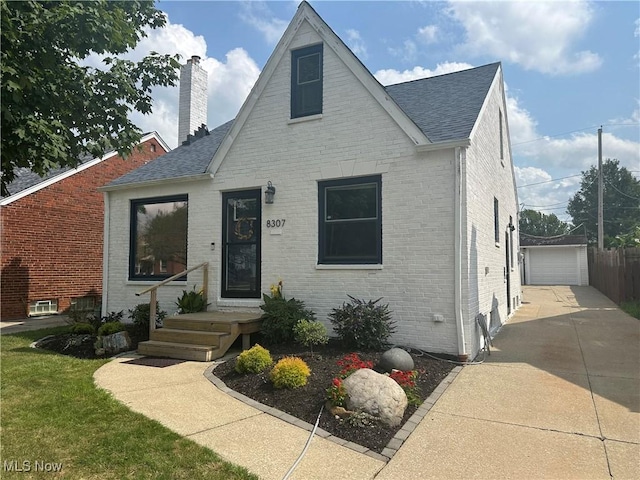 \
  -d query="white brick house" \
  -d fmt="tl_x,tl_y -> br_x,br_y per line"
101,1 -> 520,360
